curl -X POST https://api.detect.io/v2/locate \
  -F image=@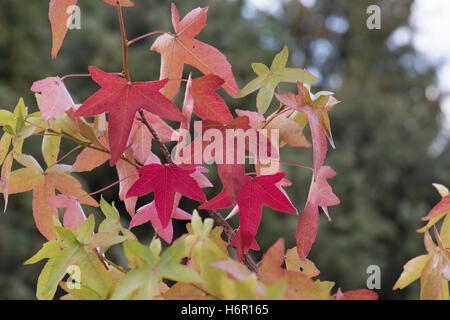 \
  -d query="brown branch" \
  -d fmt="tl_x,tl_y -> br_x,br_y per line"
138,109 -> 173,165
137,109 -> 259,274
95,251 -> 128,274
116,1 -> 130,82
44,128 -> 140,169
